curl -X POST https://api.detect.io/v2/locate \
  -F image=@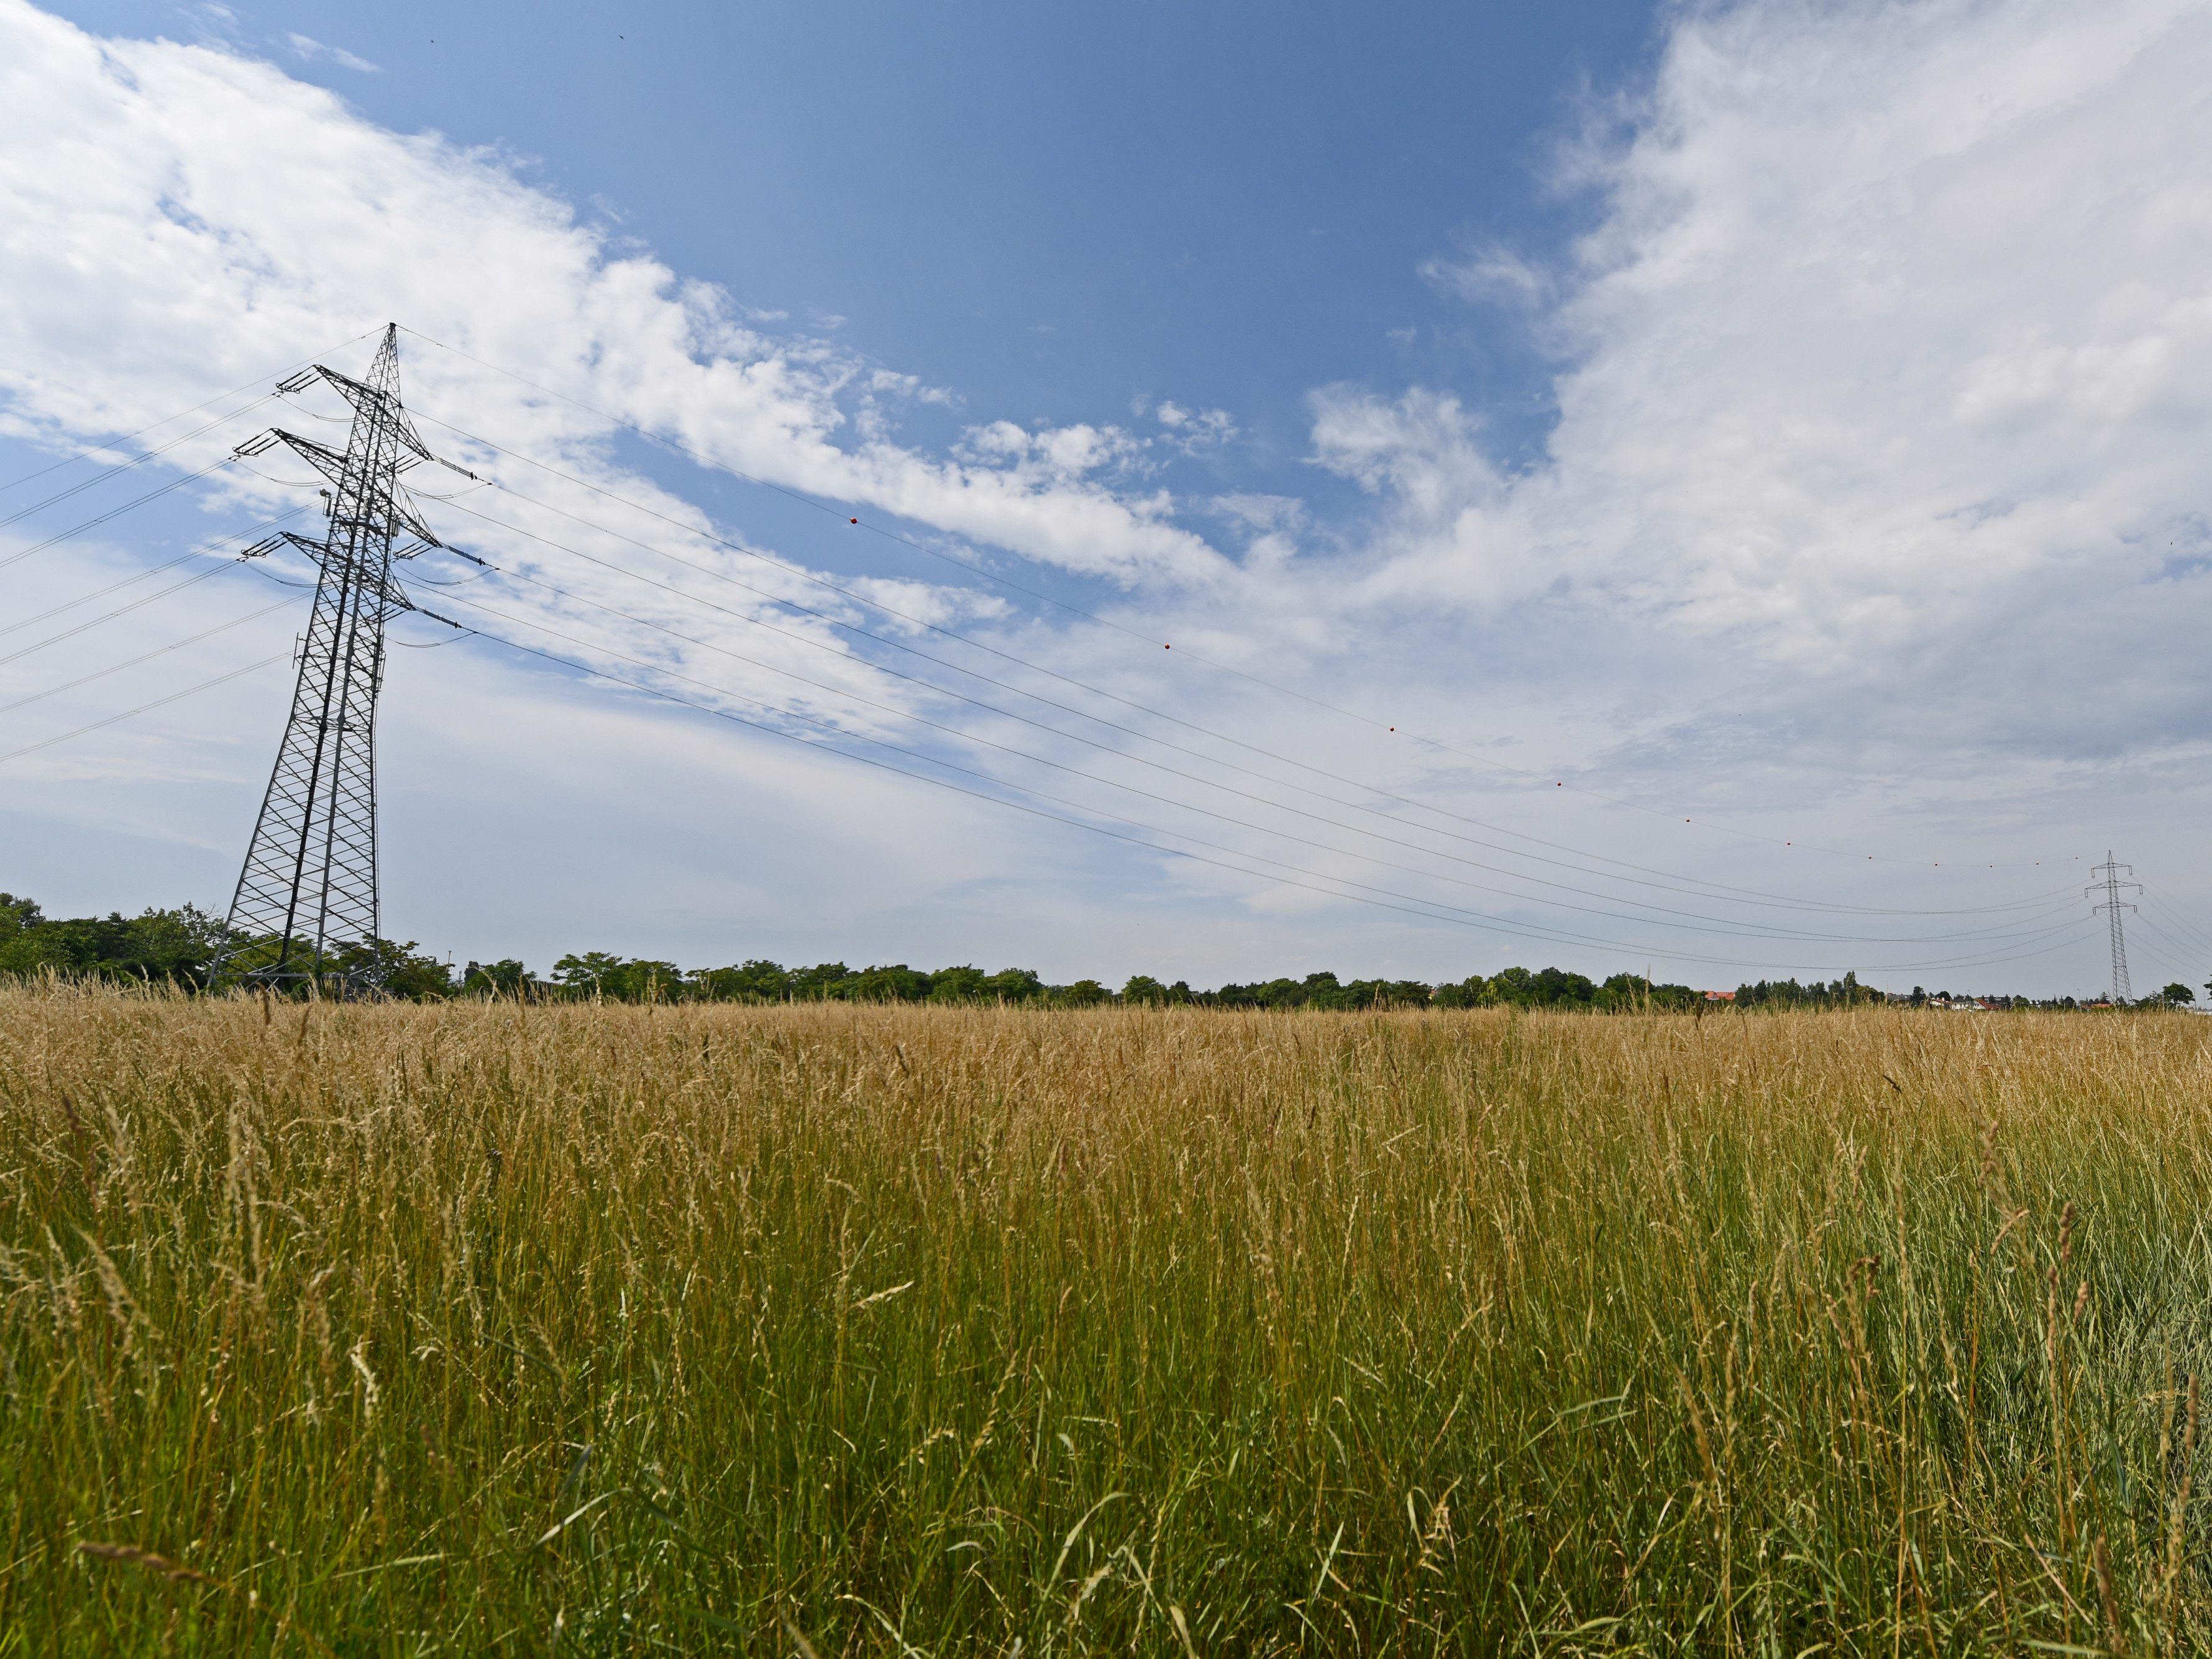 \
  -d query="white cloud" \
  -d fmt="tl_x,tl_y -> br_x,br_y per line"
0,0 -> 1274,969
15,0 -> 2212,992
1337,0 -> 2212,713
1179,0 -> 2212,985
0,0 -> 1228,593
1153,401 -> 1238,451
